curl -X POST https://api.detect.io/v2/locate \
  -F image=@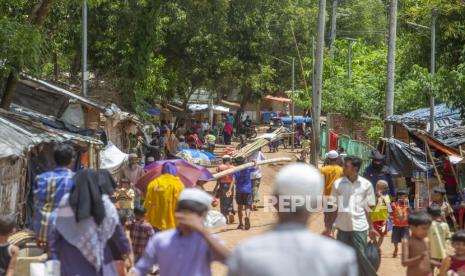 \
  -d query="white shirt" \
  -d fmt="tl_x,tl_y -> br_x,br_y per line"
331,176 -> 376,232
248,151 -> 266,179
228,223 -> 357,276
